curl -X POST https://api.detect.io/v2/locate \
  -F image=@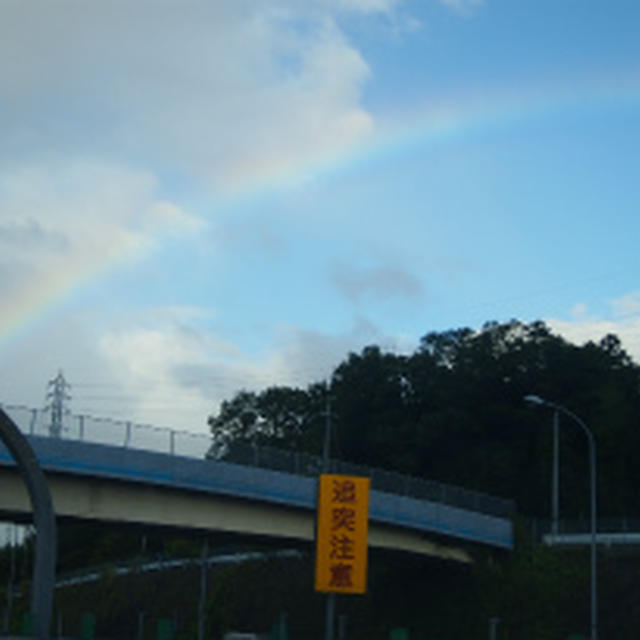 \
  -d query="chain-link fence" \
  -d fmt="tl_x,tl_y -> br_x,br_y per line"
223,441 -> 515,516
0,404 -> 212,458
0,403 -> 515,518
